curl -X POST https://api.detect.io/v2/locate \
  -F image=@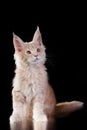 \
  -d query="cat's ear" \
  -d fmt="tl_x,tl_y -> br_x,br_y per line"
13,33 -> 24,52
33,26 -> 42,45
